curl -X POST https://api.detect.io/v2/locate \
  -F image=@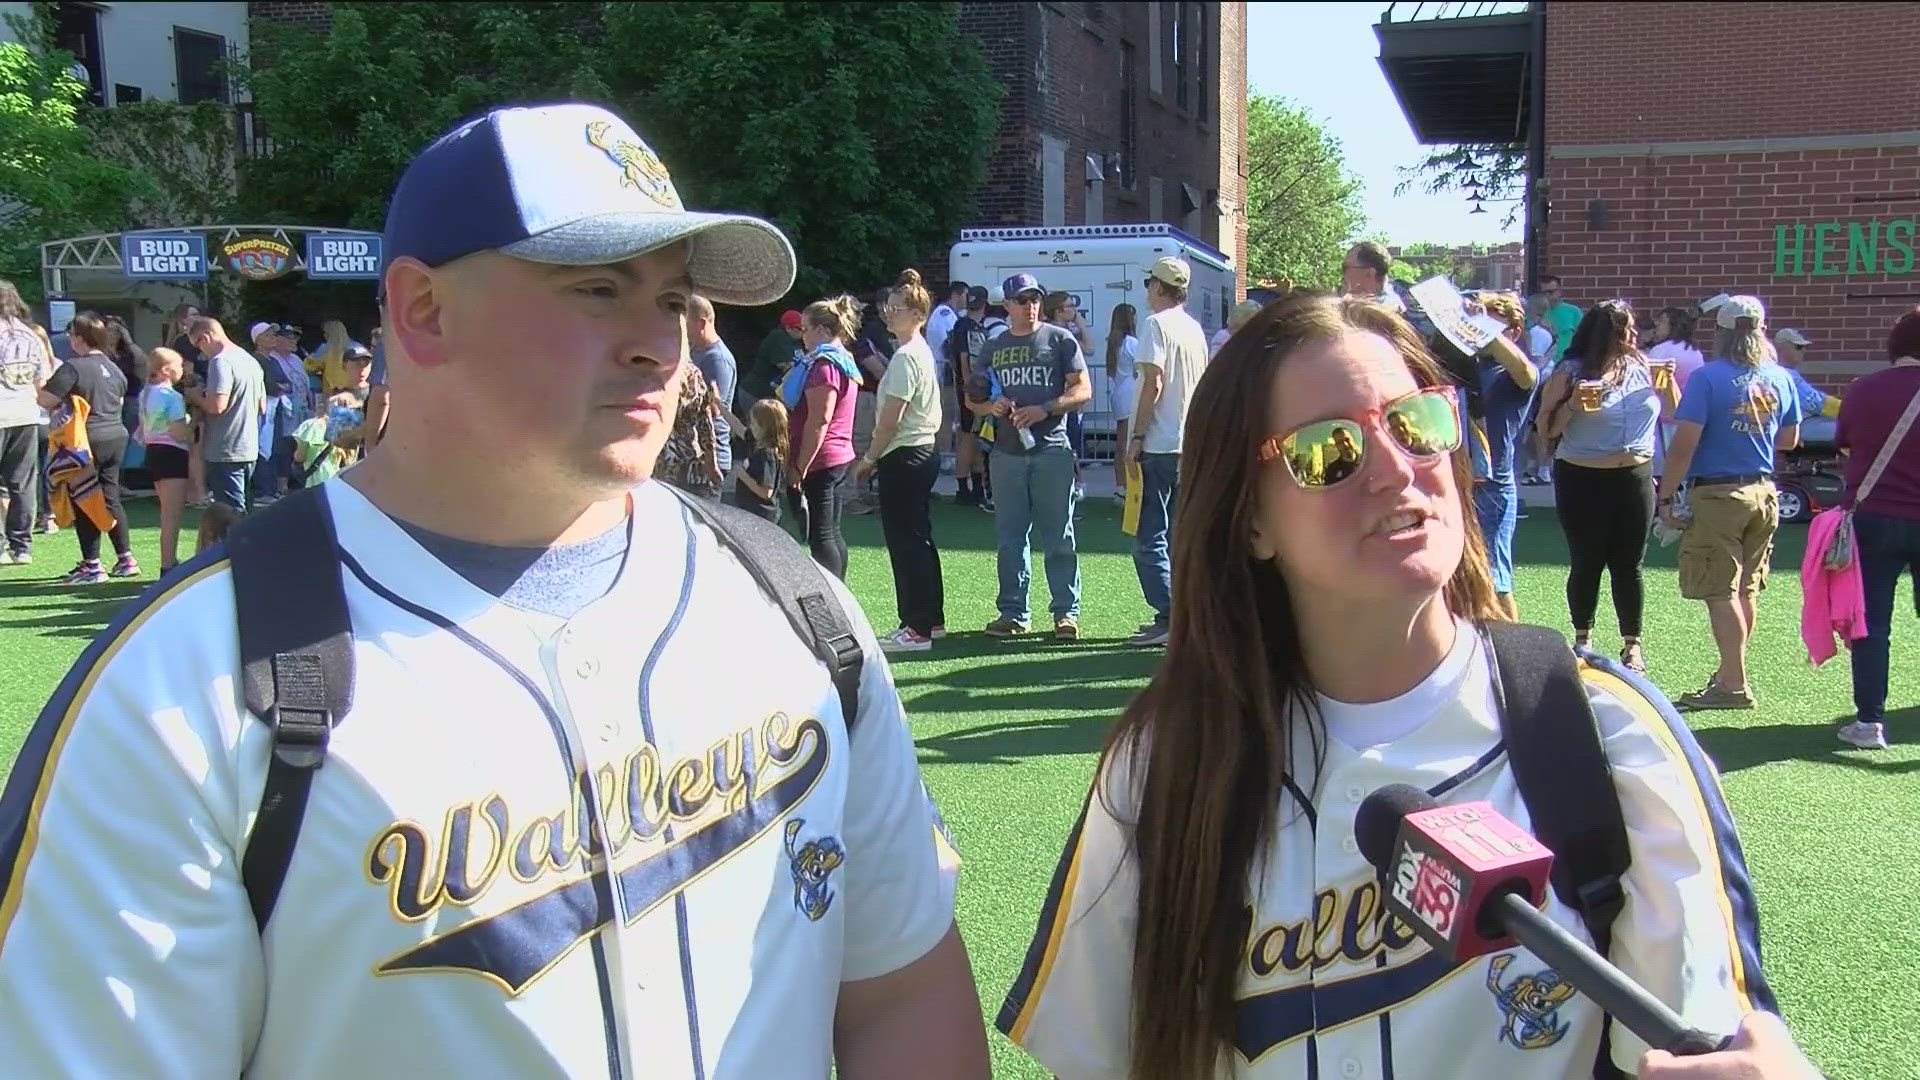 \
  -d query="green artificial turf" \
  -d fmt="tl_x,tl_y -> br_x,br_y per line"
1,493 -> 1913,1077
